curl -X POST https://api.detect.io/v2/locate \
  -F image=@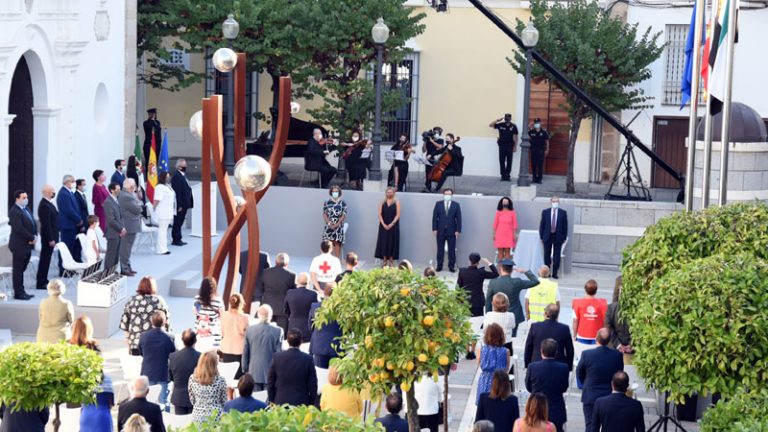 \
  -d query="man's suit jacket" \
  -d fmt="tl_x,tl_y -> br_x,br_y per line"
284,287 -> 318,342
524,318 -> 575,369
539,207 -> 568,243
37,199 -> 59,245
168,347 -> 201,408
242,322 -> 283,384
74,191 -> 89,230
240,250 -> 271,296
308,301 -> 342,357
117,397 -> 165,432
375,413 -> 409,432
171,170 -> 193,209
56,187 -> 82,232
457,264 -> 499,315
138,328 -> 176,382
432,201 -> 462,235
118,190 -> 143,234
576,346 -> 624,404
8,205 -> 36,253
526,359 -> 570,425
267,347 -> 317,406
103,196 -> 124,239
0,404 -> 48,432
591,392 -> 646,432
304,138 -> 331,171
256,266 -> 296,316
110,170 -> 125,188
